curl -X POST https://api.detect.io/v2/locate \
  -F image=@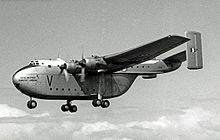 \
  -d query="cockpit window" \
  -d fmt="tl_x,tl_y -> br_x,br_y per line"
29,60 -> 40,66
